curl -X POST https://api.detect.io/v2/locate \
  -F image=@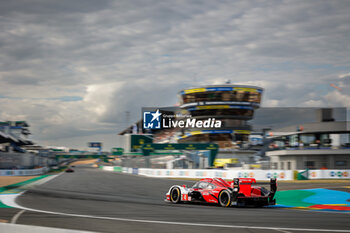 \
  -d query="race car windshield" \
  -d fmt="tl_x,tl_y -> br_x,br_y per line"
192,181 -> 209,189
